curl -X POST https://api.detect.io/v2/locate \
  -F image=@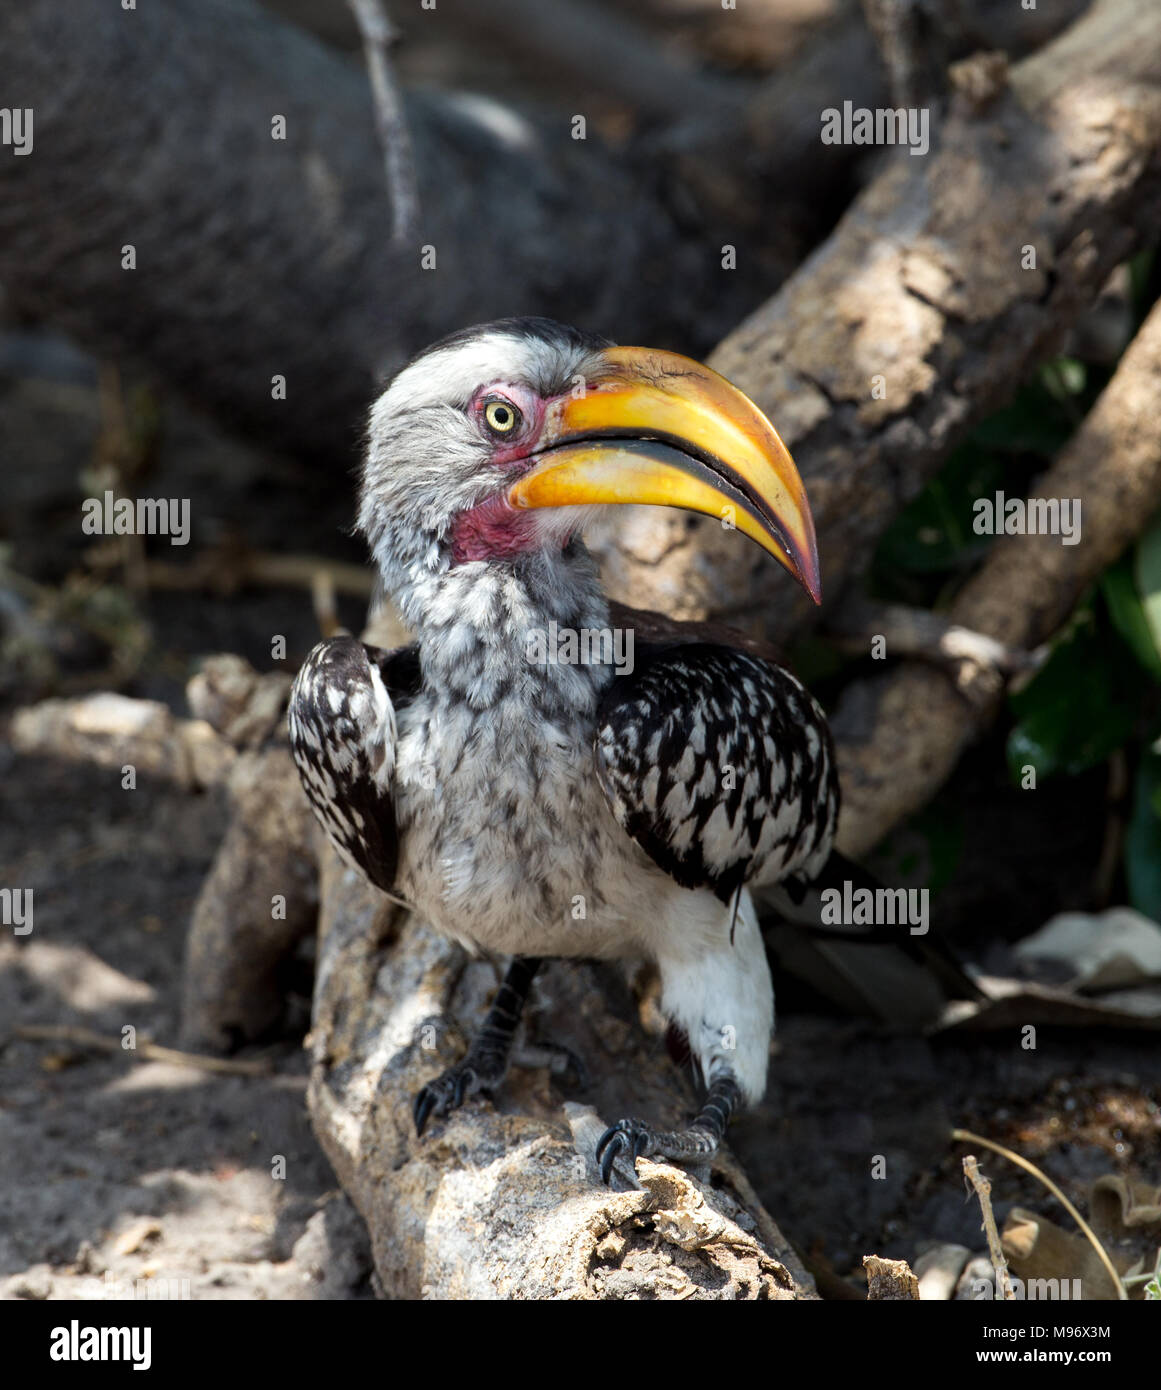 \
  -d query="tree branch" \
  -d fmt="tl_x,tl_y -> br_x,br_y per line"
0,0 -> 1087,467
346,0 -> 419,244
592,0 -> 1161,642
832,293 -> 1161,857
